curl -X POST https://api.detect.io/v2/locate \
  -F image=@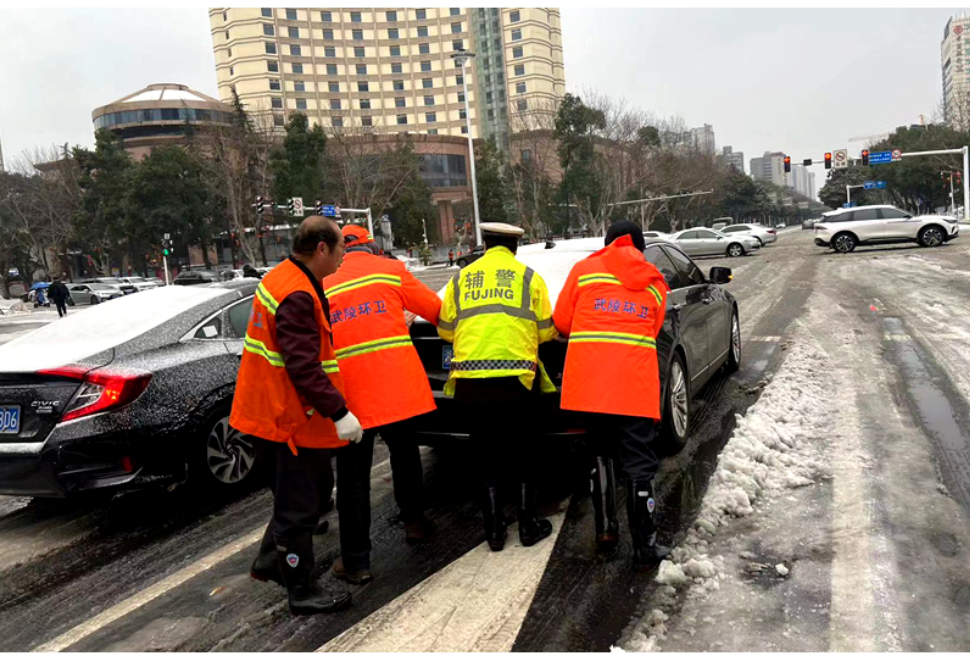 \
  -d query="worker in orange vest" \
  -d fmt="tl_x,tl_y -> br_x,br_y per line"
553,220 -> 671,571
323,225 -> 443,585
231,216 -> 362,615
